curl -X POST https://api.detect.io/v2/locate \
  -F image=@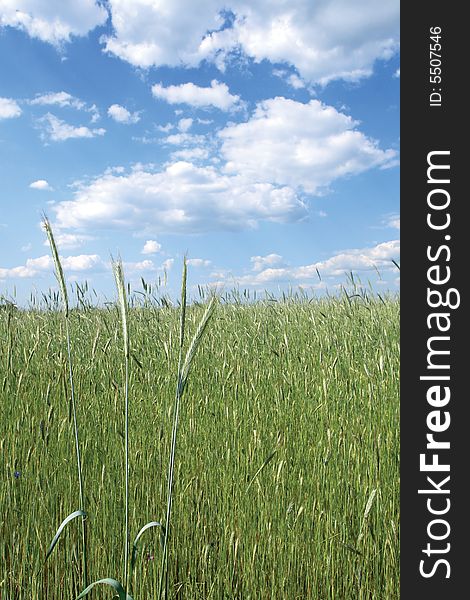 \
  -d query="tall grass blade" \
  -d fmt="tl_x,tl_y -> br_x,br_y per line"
357,488 -> 377,543
45,510 -> 86,561
131,521 -> 164,572
43,215 -> 87,587
112,257 -> 131,597
159,261 -> 216,599
159,259 -> 186,599
179,257 -> 187,350
363,488 -> 377,522
245,450 -> 277,494
42,215 -> 68,317
76,578 -> 133,600
112,257 -> 129,360
179,295 -> 217,394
